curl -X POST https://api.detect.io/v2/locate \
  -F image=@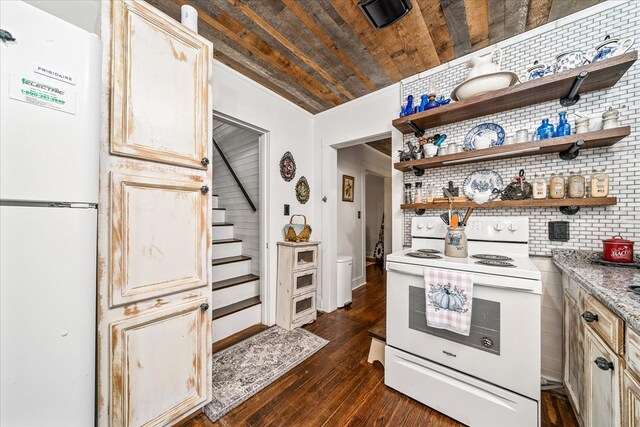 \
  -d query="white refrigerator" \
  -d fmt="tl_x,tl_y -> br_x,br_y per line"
0,2 -> 101,426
